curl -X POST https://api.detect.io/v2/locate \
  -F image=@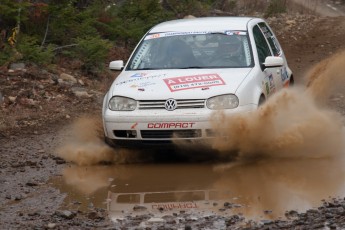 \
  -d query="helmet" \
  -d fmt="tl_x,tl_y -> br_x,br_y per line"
219,35 -> 242,56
